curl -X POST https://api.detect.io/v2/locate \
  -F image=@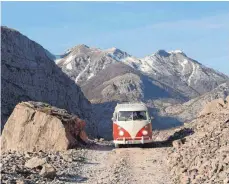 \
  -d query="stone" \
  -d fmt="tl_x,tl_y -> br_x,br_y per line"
172,140 -> 183,149
99,138 -> 105,142
1,101 -> 89,152
61,154 -> 73,162
25,157 -> 46,169
16,179 -> 29,184
39,164 -> 56,179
